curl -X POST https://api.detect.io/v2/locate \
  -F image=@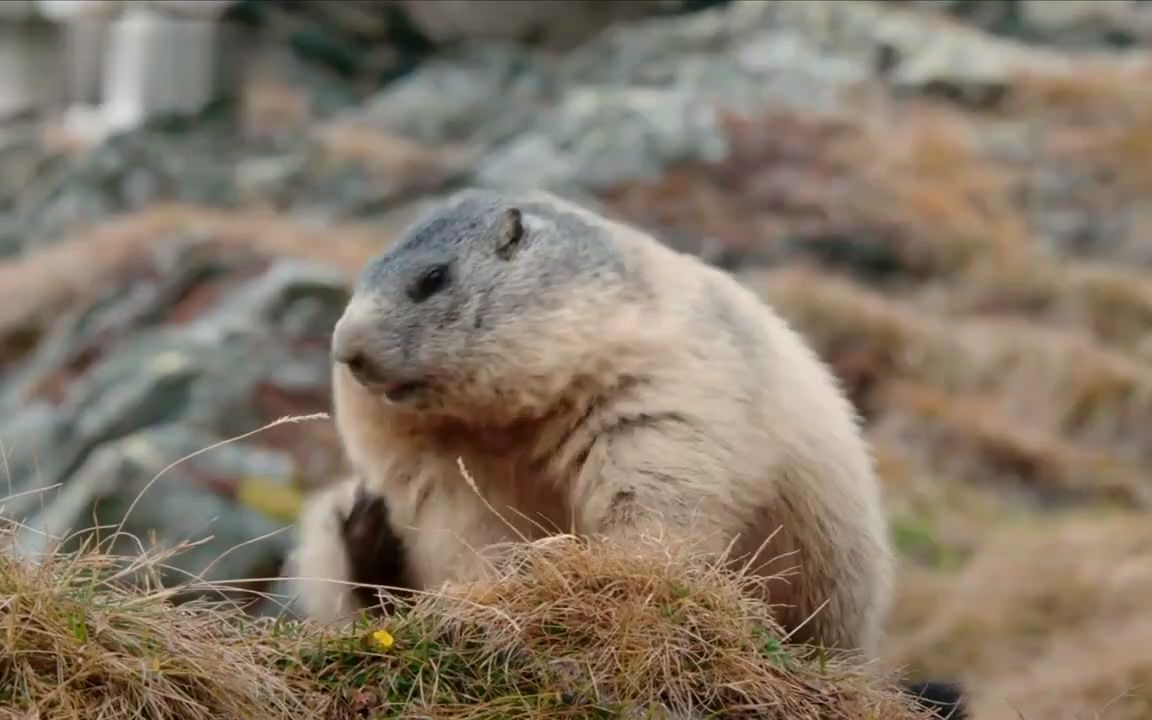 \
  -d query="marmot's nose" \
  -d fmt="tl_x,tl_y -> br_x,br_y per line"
334,348 -> 390,387
332,298 -> 396,388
